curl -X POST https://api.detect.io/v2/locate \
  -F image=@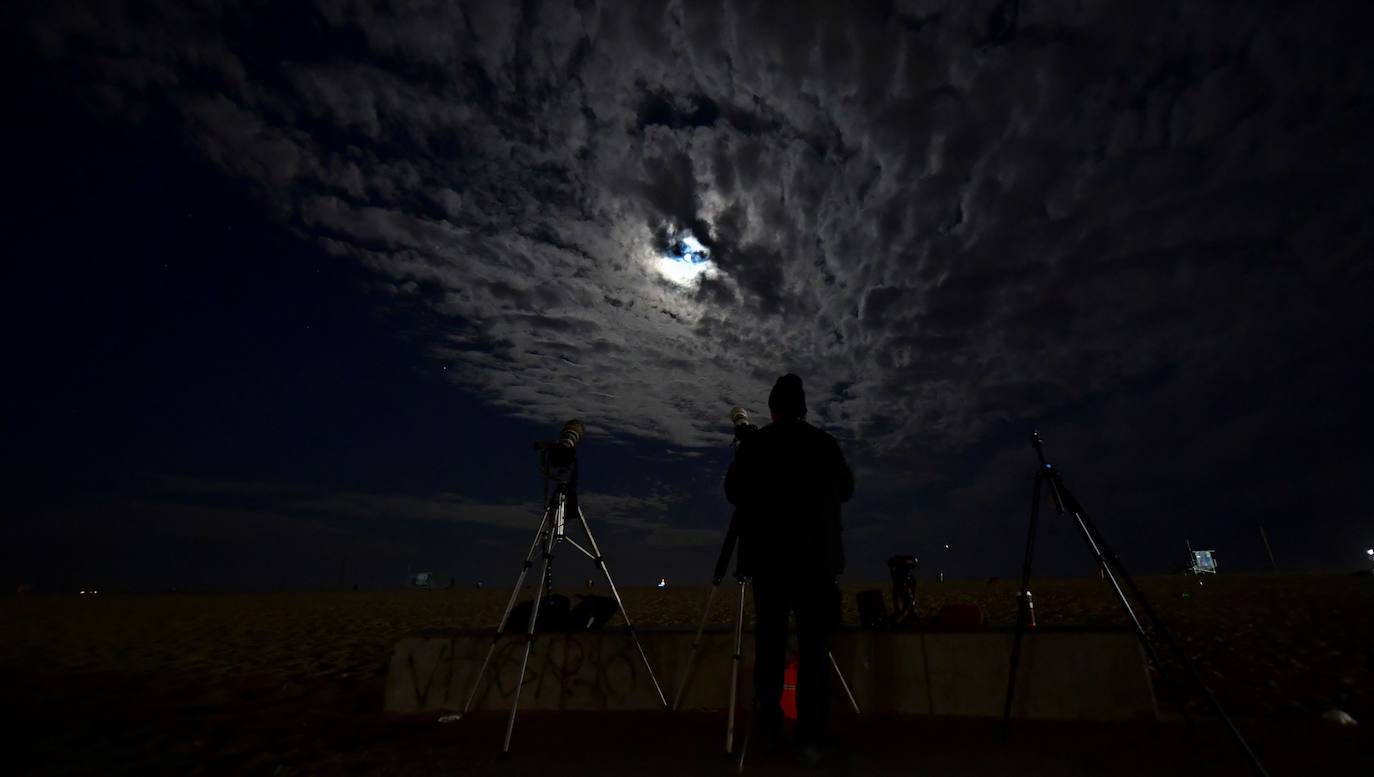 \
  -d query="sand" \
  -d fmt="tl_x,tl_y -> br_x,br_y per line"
4,575 -> 1370,774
